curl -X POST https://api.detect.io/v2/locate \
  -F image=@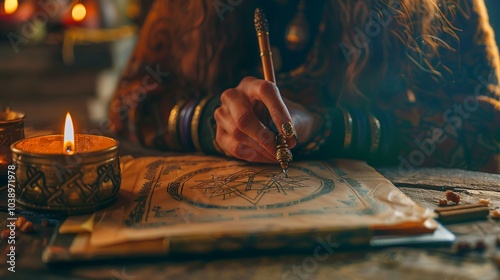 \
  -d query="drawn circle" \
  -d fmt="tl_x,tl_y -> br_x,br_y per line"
167,165 -> 334,210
